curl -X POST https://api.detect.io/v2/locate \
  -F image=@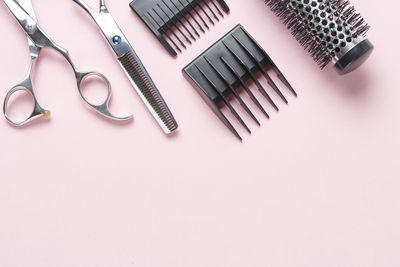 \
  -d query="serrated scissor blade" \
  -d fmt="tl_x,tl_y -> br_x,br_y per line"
118,52 -> 178,134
